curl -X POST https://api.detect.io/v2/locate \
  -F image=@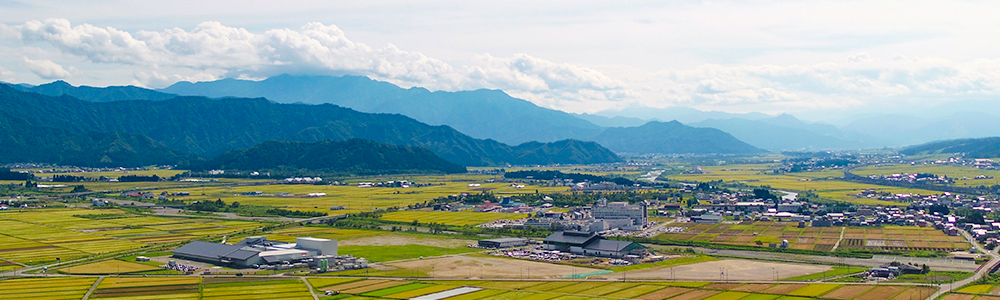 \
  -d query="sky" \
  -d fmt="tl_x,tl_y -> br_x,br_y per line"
1,0 -> 998,122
